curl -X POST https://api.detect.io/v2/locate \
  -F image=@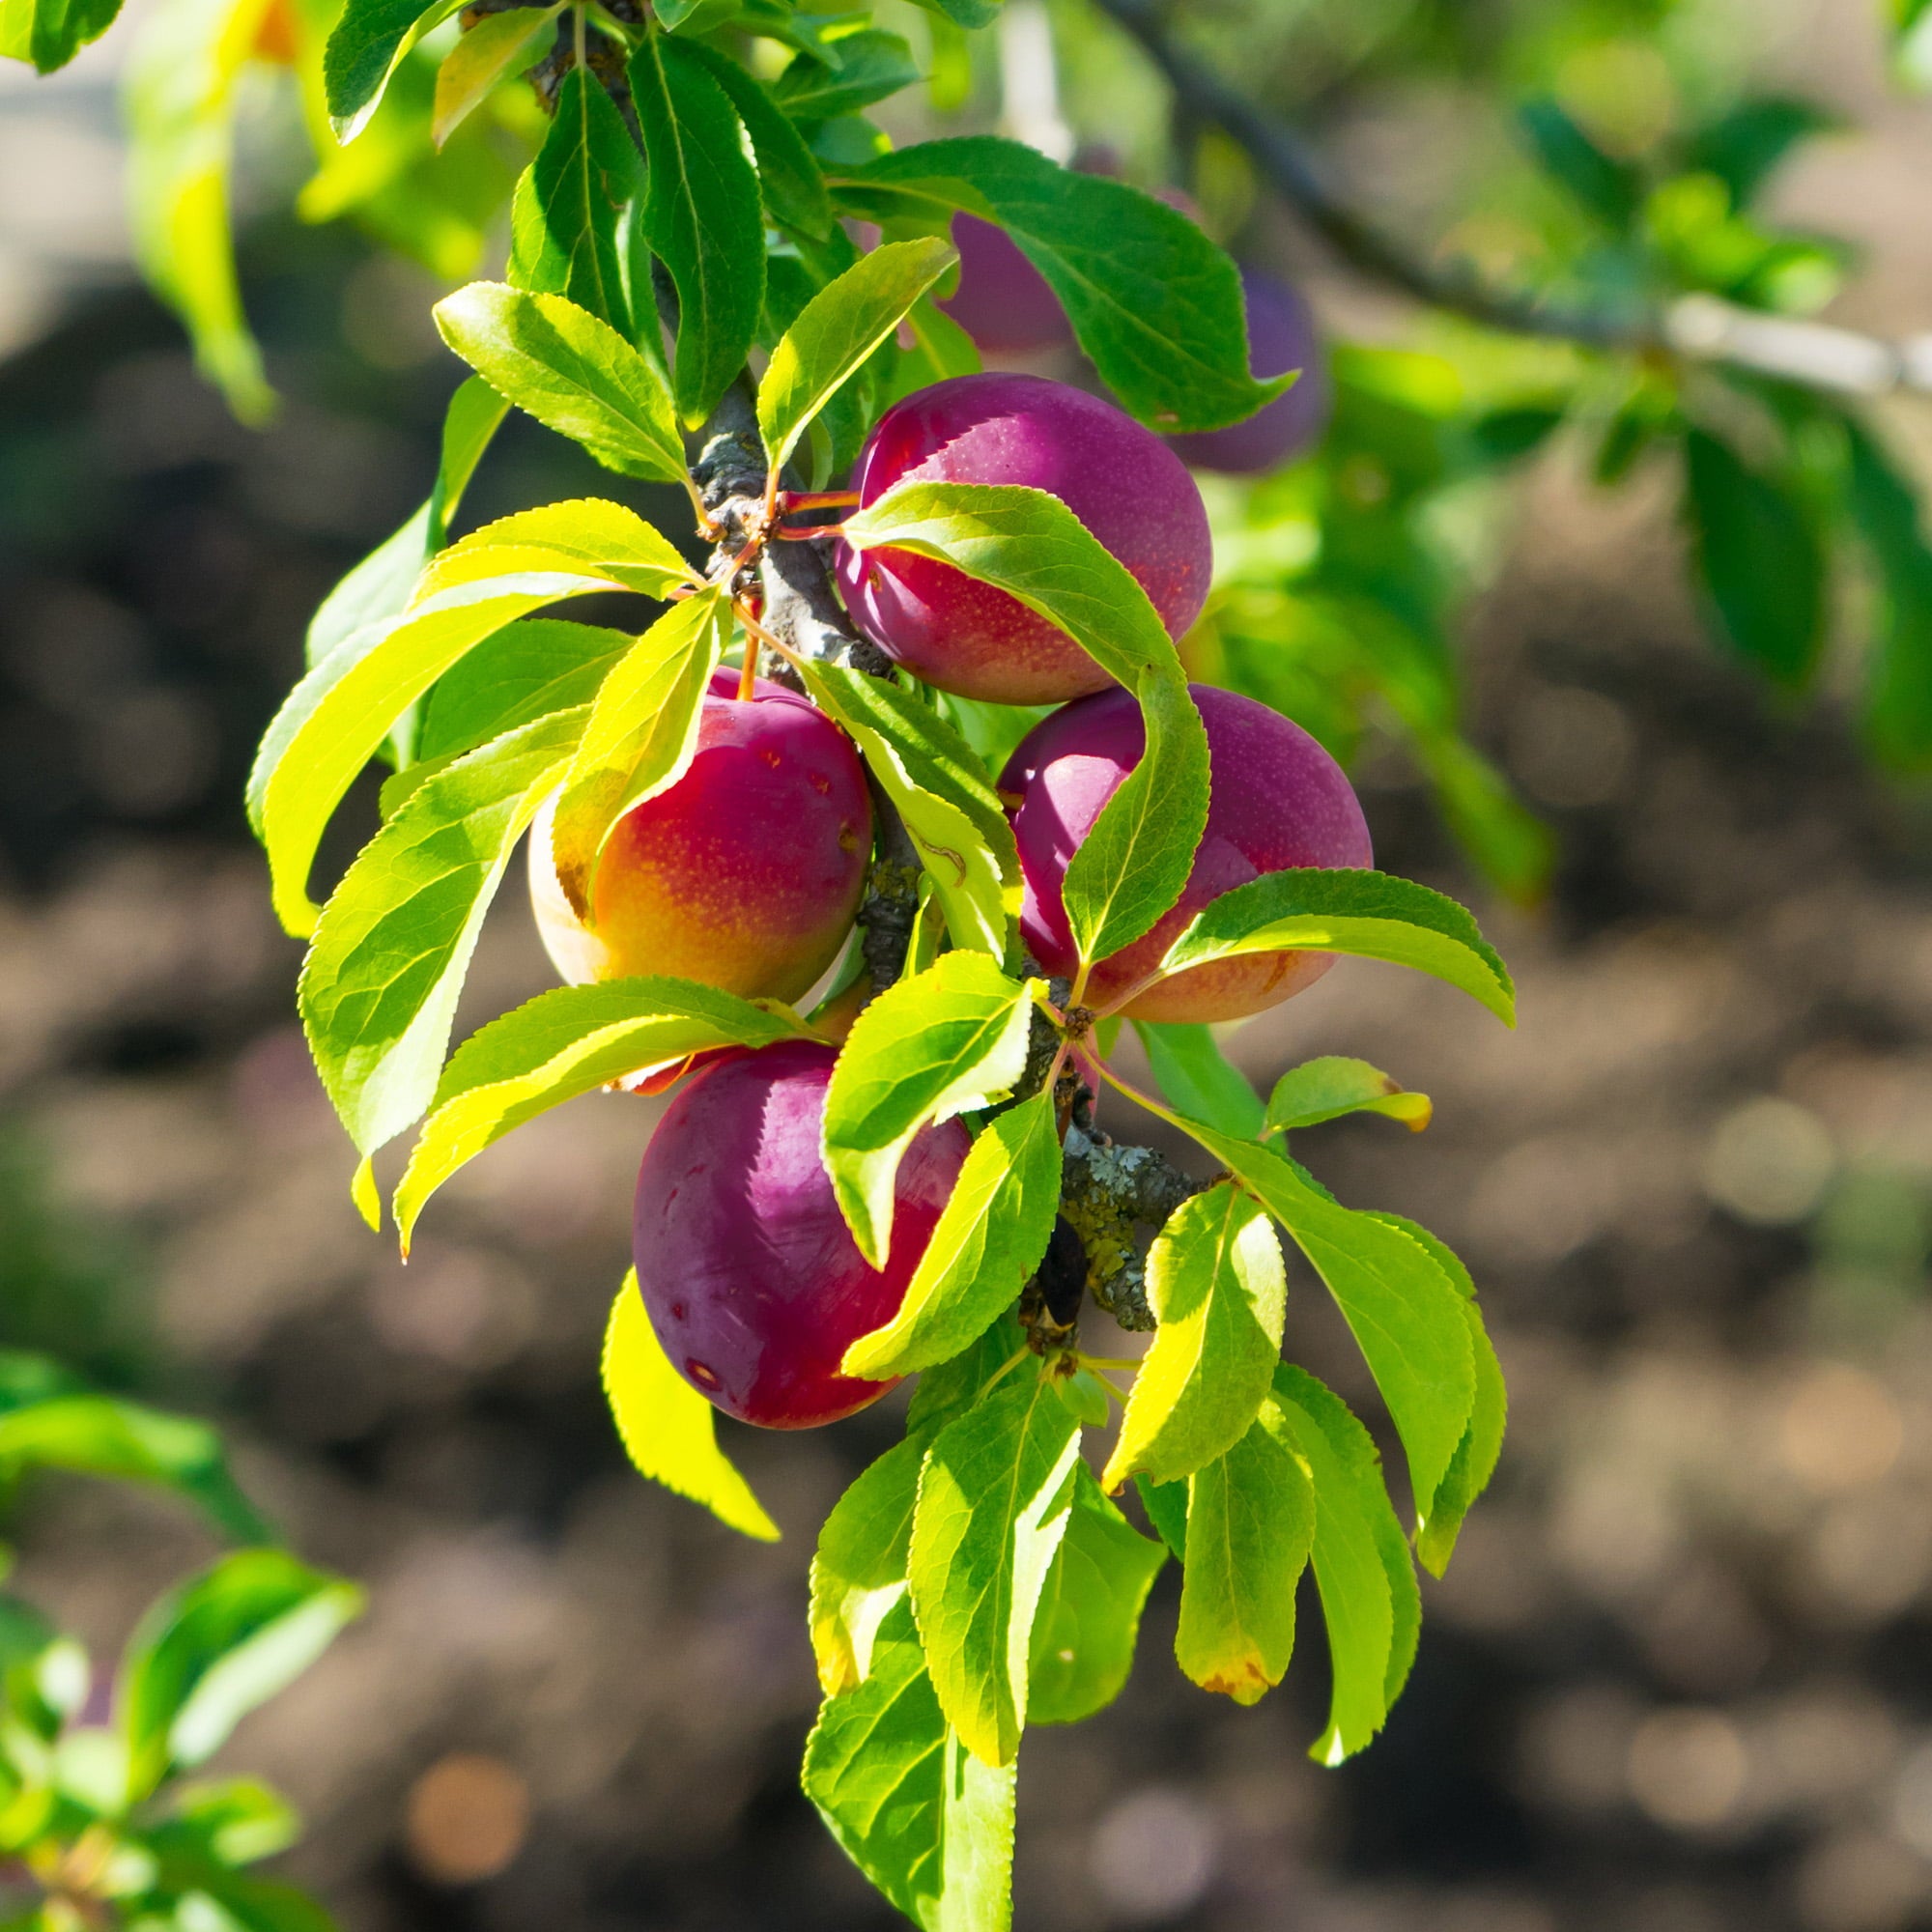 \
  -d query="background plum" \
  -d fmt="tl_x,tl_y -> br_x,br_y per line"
835,373 -> 1213,704
1170,268 -> 1330,475
529,668 -> 871,1003
633,1039 -> 970,1429
936,213 -> 1072,354
1003,683 -> 1372,1020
